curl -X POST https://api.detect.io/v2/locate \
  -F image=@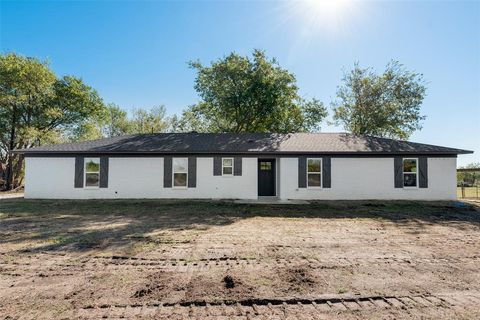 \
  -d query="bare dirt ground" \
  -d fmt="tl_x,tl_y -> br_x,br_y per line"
0,199 -> 479,319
